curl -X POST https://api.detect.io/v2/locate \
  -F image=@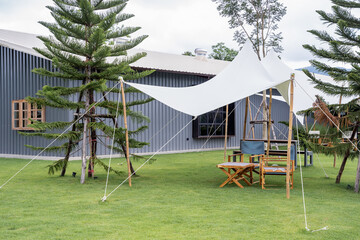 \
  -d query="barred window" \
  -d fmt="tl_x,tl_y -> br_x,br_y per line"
12,100 -> 45,130
192,103 -> 235,138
